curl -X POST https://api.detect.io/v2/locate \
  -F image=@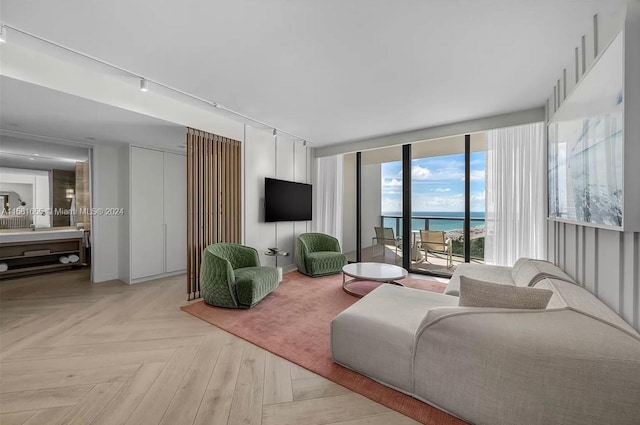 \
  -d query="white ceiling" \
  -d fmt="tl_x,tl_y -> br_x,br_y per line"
0,76 -> 187,152
0,0 -> 628,147
0,135 -> 89,171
